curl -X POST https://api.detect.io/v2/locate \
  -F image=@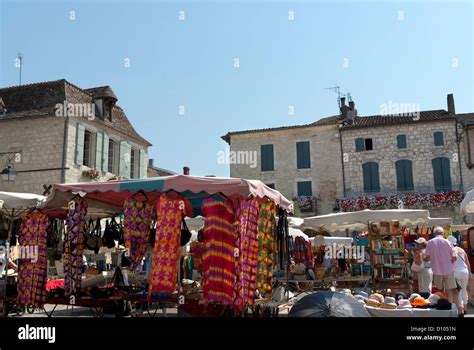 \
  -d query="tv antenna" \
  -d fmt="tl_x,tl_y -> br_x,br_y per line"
325,85 -> 346,108
17,53 -> 23,85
